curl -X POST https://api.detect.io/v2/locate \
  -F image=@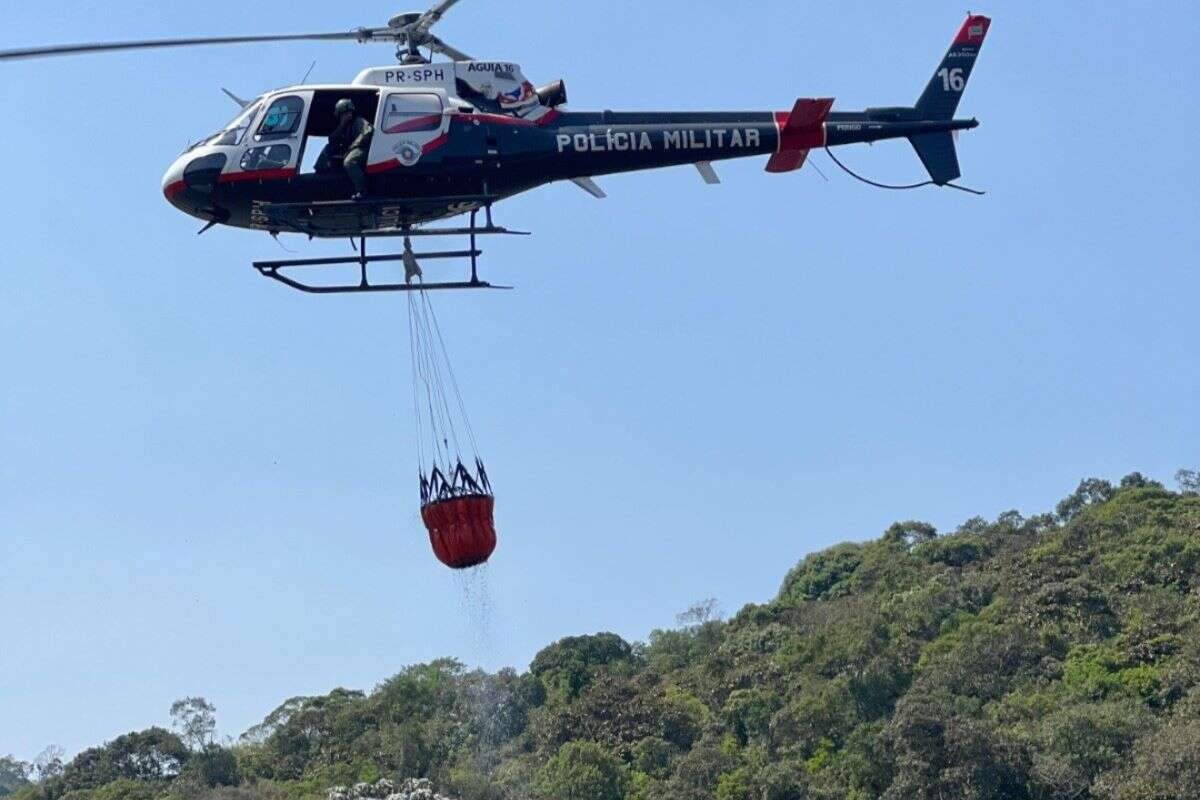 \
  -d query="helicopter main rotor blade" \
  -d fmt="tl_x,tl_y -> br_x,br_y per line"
425,34 -> 472,62
411,0 -> 466,37
0,30 -> 380,62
